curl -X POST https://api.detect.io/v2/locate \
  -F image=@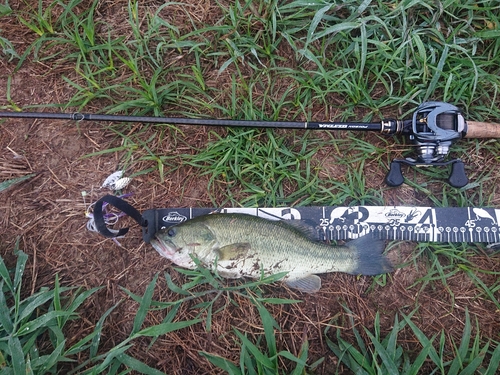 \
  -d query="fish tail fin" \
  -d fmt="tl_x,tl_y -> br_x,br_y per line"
346,235 -> 393,275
